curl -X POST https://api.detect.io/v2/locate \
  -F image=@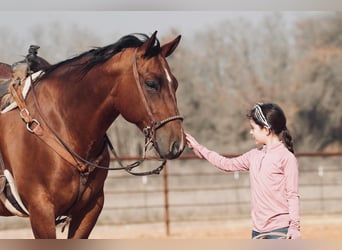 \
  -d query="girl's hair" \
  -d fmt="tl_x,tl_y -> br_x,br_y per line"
247,103 -> 294,153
